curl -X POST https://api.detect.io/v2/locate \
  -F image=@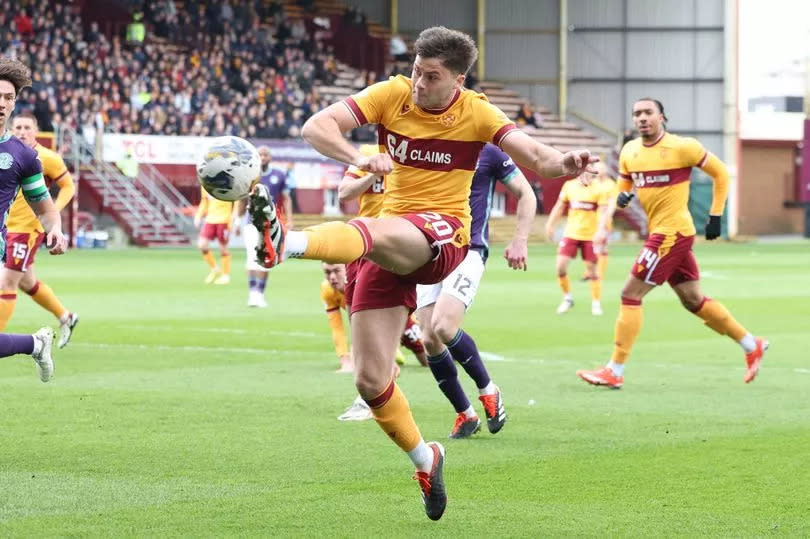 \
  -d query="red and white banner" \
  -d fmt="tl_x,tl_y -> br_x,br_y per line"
101,134 -> 345,189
